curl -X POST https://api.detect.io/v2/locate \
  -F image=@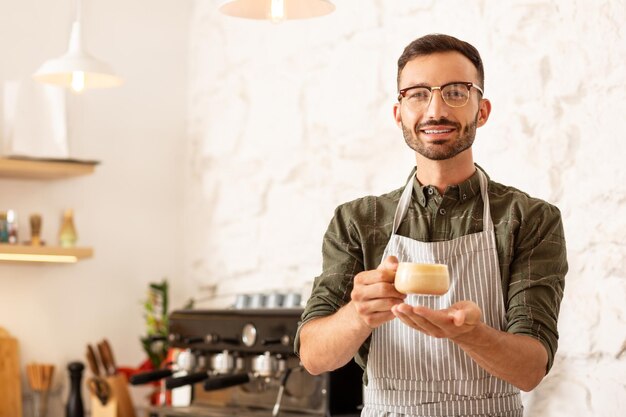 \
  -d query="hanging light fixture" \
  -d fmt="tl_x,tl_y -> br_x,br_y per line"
33,0 -> 122,93
218,0 -> 335,23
